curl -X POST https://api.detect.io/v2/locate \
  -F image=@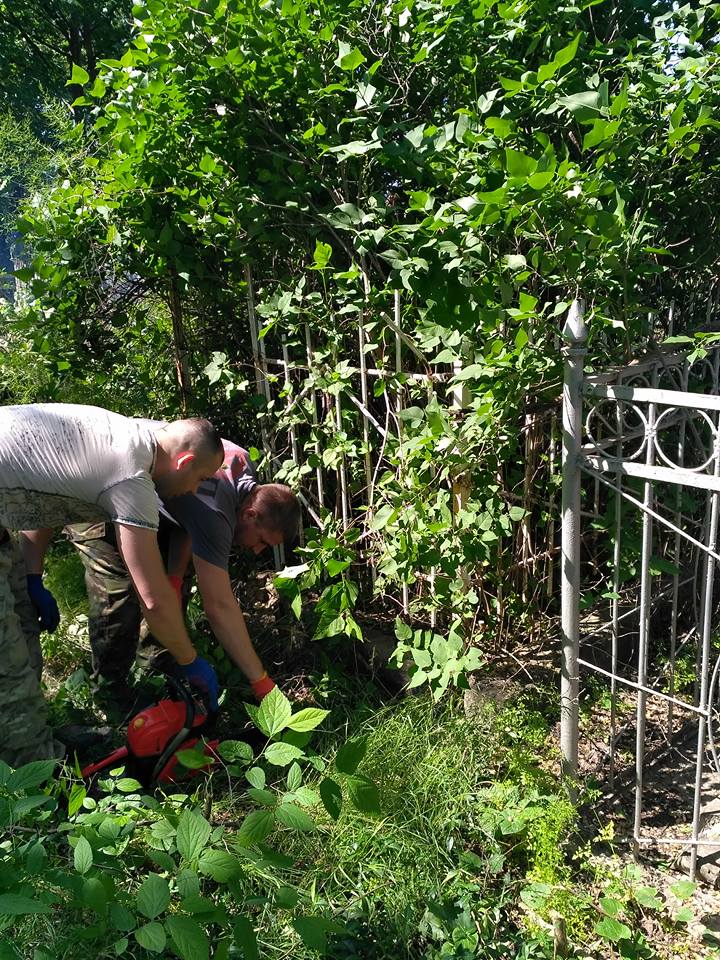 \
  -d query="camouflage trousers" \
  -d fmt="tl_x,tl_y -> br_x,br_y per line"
0,530 -> 64,767
66,521 -> 181,689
